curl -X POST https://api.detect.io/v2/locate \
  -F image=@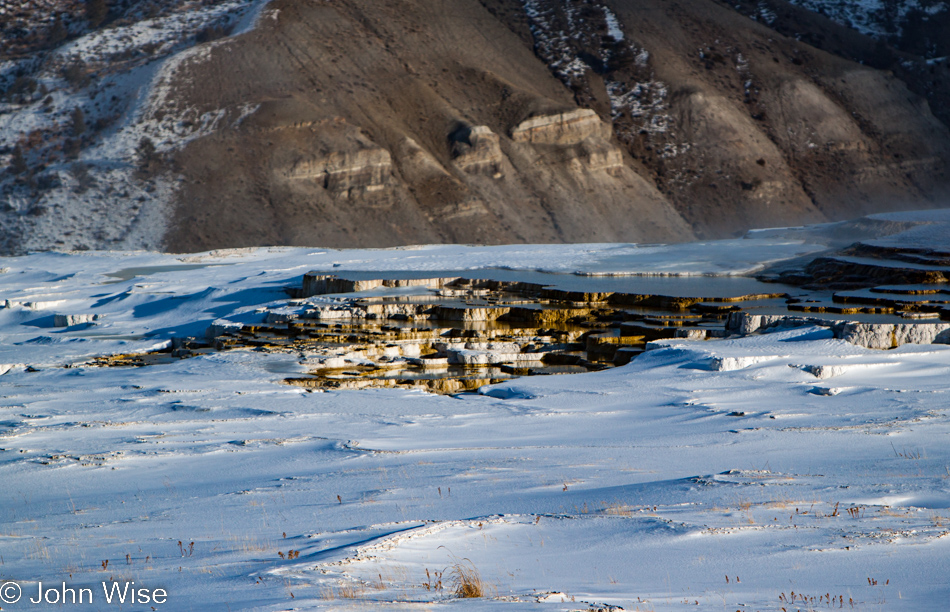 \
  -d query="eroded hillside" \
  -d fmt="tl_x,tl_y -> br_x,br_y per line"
2,0 -> 949,252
